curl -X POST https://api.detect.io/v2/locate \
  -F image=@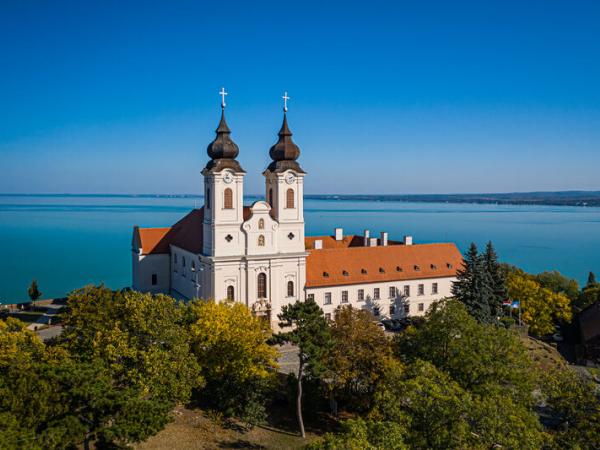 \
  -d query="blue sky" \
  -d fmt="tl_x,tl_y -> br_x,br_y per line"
1,0 -> 599,195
